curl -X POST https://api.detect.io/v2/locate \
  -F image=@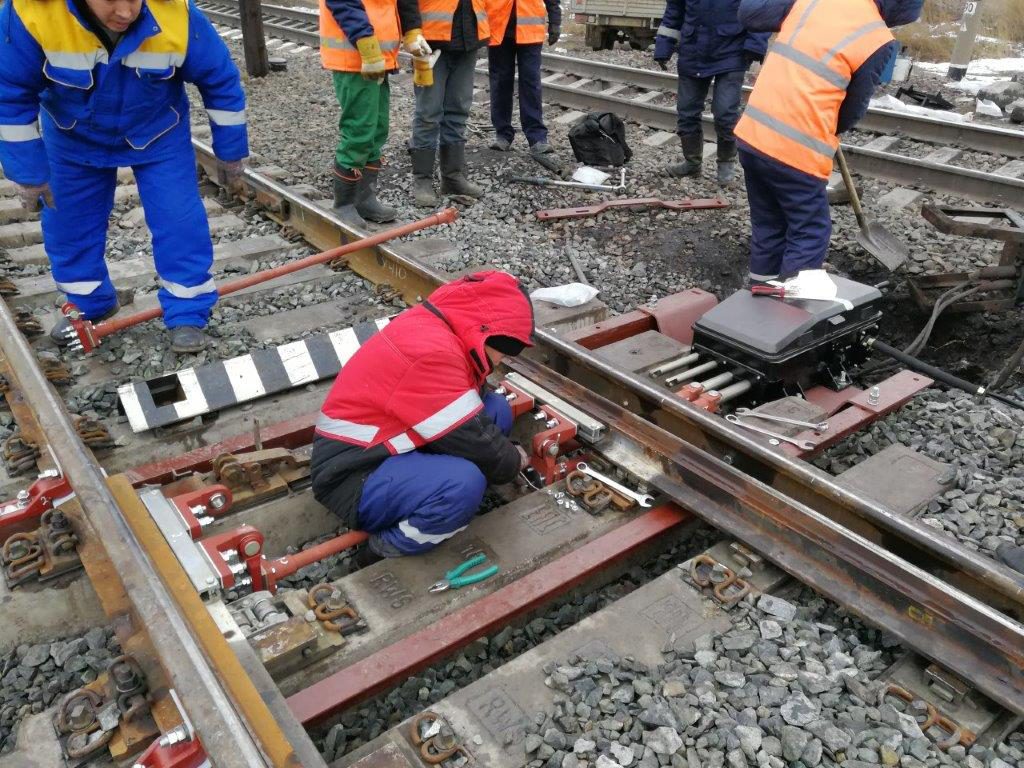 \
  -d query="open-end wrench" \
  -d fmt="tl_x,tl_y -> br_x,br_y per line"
574,463 -> 654,508
733,408 -> 829,432
725,415 -> 816,450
